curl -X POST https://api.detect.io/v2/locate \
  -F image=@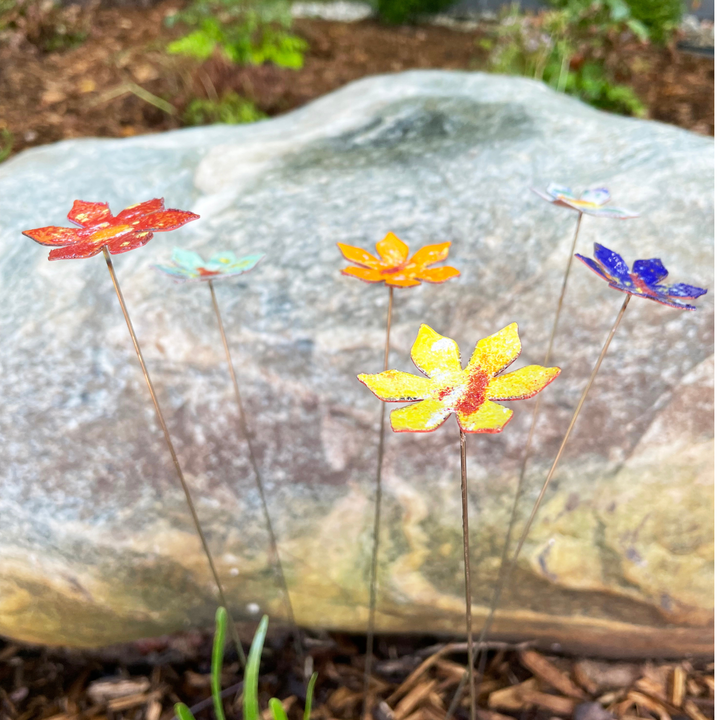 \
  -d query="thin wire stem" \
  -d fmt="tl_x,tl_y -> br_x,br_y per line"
444,211 -> 584,719
102,247 -> 246,665
459,428 -> 476,720
362,285 -> 394,720
207,280 -> 303,661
